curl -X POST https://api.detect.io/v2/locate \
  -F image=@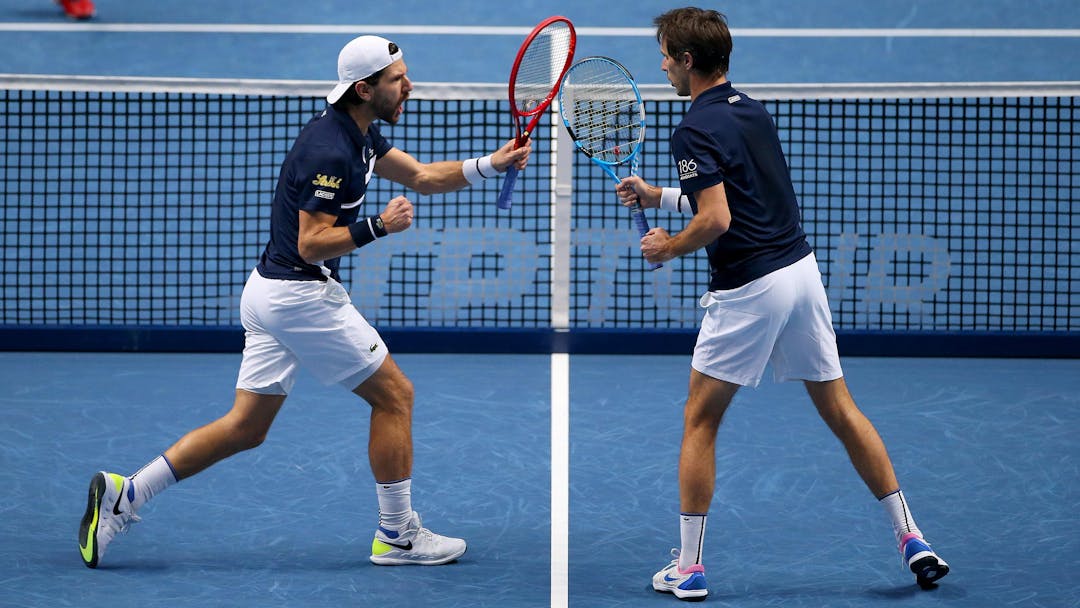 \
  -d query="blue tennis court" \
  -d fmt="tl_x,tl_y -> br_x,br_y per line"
3,0 -> 1080,83
1,354 -> 1078,606
569,355 -> 1080,608
1,1 -> 1078,607
1,352 -> 553,607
